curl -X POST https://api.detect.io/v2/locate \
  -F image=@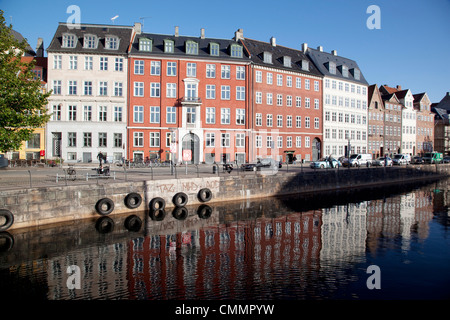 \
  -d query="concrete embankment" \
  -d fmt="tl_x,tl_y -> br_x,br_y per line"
0,164 -> 448,231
